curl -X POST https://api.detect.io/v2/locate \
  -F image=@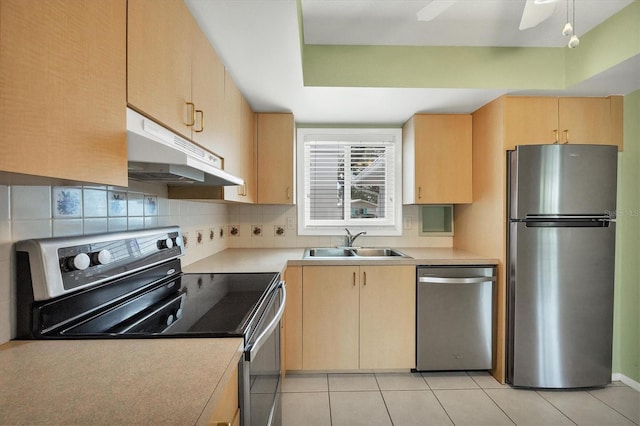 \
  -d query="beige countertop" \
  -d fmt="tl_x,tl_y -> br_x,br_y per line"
183,247 -> 498,274
0,338 -> 243,425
